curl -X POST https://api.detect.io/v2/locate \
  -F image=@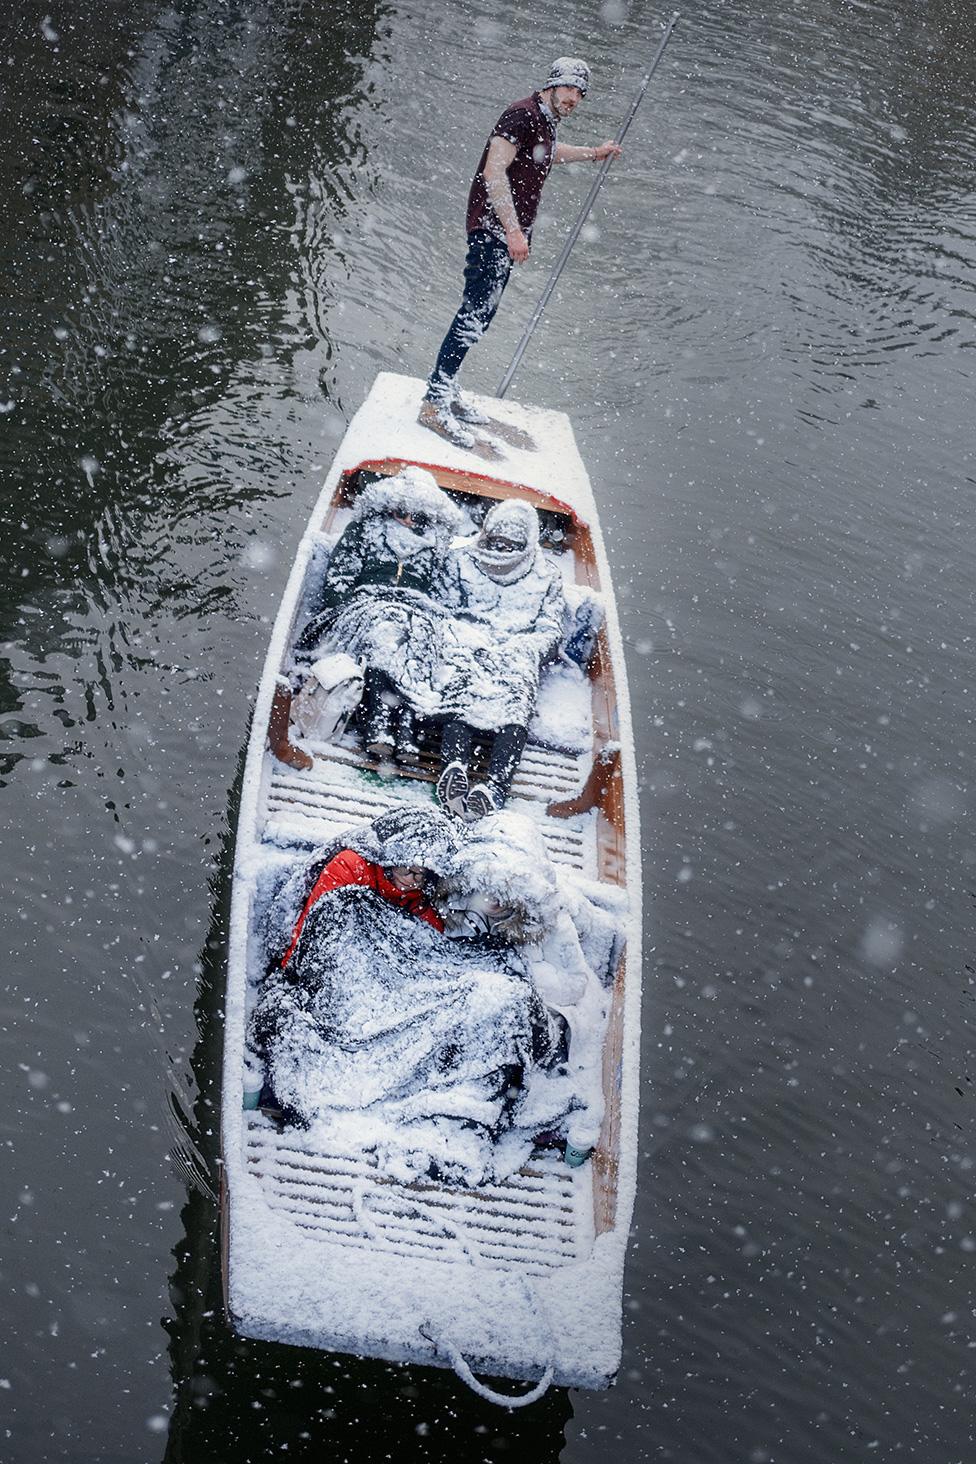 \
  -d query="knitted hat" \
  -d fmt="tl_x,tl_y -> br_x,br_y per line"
544,57 -> 590,96
350,805 -> 462,877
